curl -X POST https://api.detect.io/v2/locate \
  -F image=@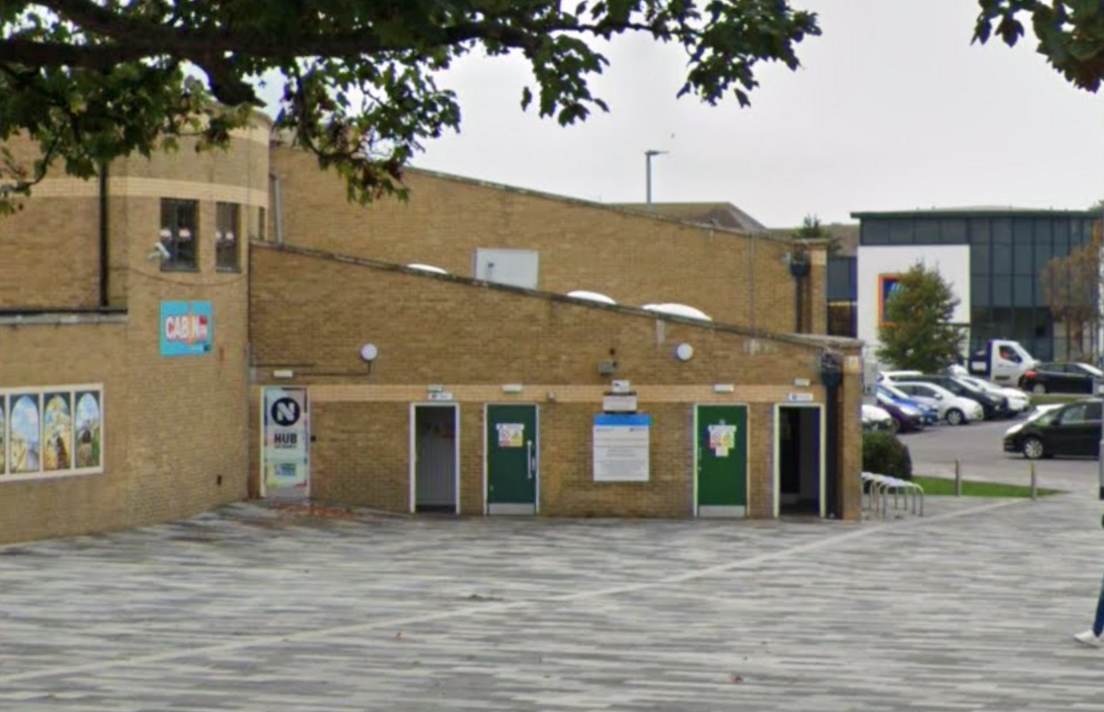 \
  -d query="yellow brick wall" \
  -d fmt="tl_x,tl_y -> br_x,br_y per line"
0,124 -> 268,544
0,197 -> 102,309
0,320 -> 128,542
250,245 -> 862,520
270,148 -> 828,335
